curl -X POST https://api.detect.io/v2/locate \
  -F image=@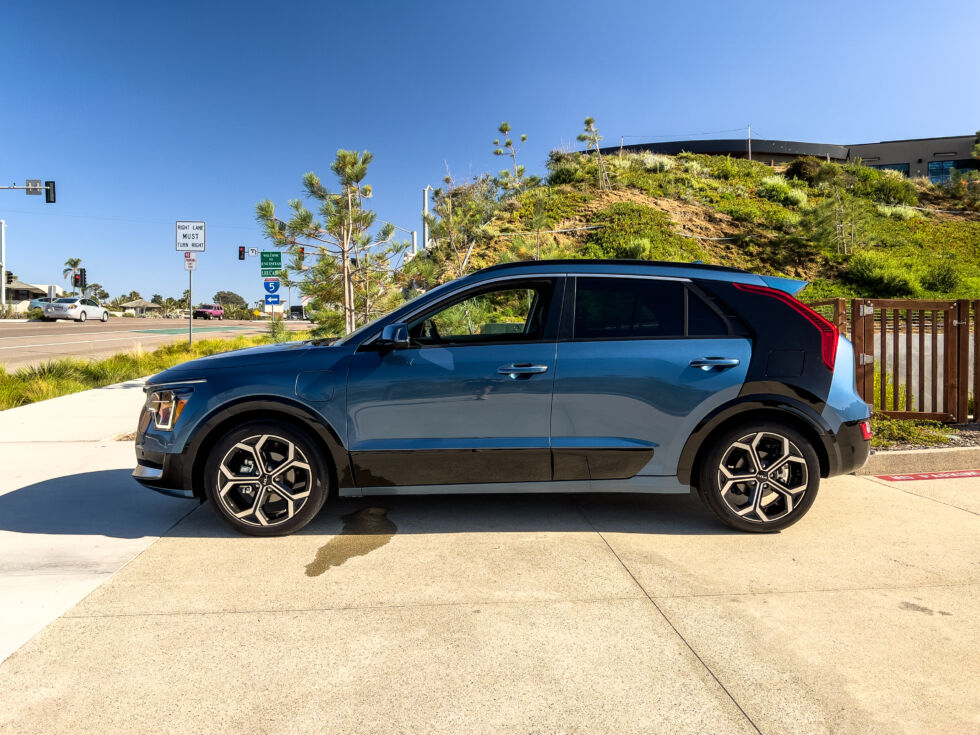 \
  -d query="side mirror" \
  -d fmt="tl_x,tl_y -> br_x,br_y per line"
378,323 -> 410,350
